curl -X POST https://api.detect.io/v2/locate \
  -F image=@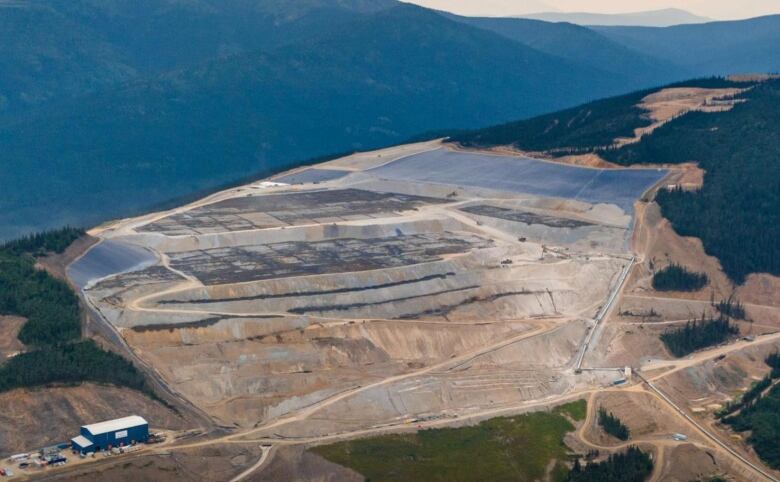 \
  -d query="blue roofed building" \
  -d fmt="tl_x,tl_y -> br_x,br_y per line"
71,415 -> 149,453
